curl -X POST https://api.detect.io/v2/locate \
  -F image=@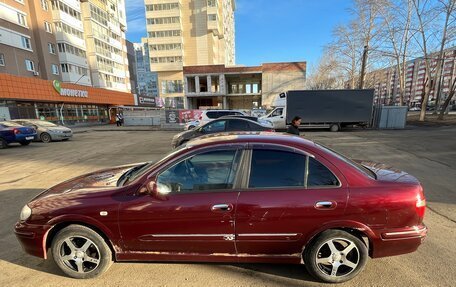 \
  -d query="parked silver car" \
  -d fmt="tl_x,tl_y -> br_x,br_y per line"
11,119 -> 72,143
